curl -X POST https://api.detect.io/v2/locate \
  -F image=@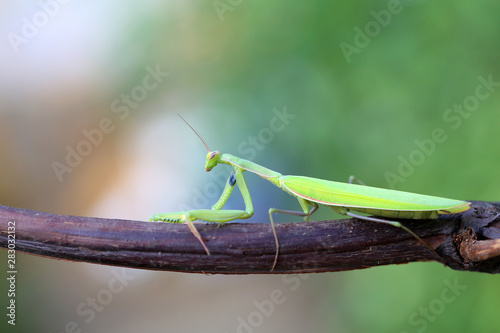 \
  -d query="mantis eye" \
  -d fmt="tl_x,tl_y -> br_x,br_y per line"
209,152 -> 217,159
